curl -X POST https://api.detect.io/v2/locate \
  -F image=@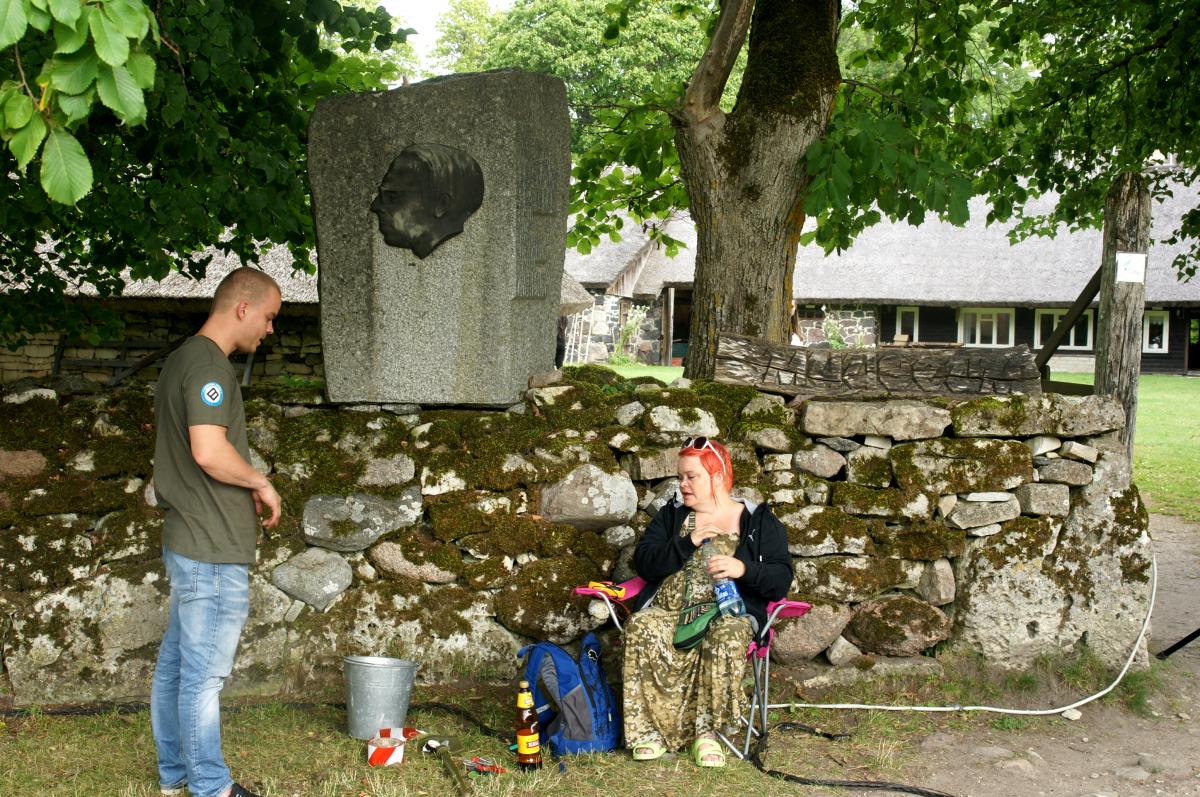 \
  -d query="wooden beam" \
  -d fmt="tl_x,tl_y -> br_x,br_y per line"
714,334 -> 1042,399
1094,172 -> 1151,456
661,287 -> 675,366
106,335 -> 189,386
1034,266 -> 1103,375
